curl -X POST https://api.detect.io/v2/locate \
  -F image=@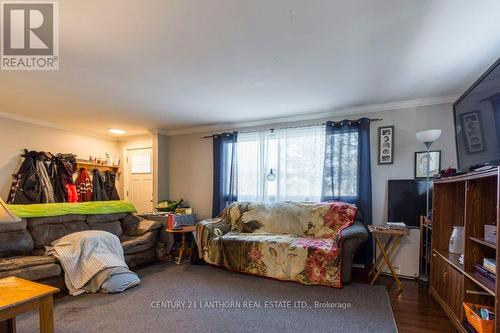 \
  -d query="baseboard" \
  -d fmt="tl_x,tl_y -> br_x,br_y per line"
430,287 -> 466,333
